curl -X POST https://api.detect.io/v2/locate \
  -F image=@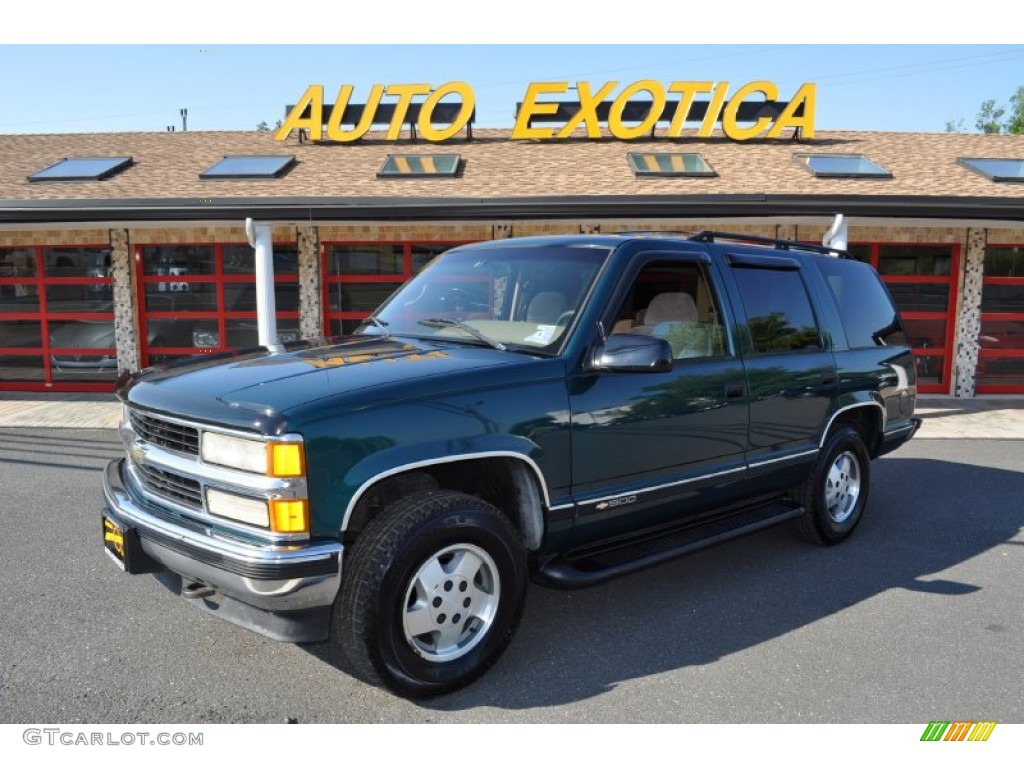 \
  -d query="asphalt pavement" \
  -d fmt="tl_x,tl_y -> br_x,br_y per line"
0,427 -> 1021,723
